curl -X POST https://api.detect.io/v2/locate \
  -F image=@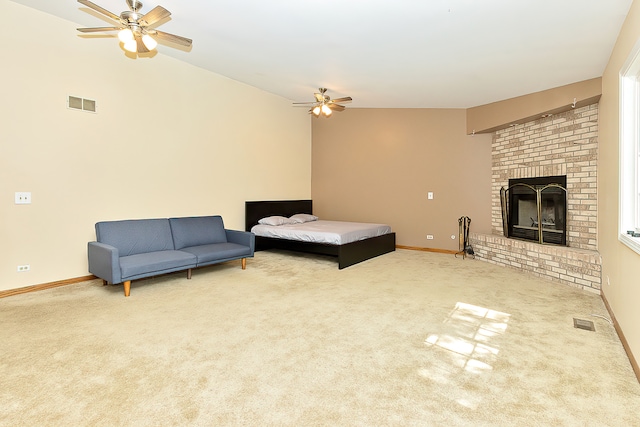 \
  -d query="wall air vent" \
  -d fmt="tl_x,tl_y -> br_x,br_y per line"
67,96 -> 96,113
